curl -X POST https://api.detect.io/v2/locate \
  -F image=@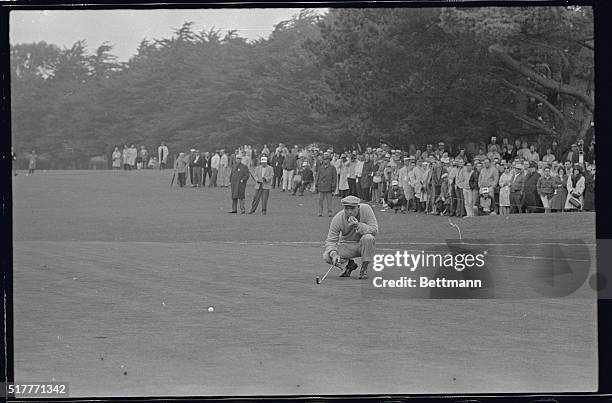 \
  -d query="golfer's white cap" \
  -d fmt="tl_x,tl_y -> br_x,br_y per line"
190,148 -> 196,152
302,161 -> 308,166
391,180 -> 399,186
260,156 -> 268,163
341,195 -> 360,207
